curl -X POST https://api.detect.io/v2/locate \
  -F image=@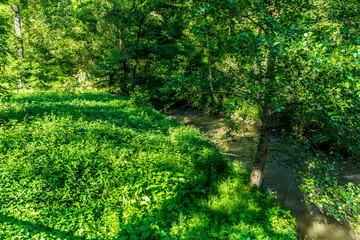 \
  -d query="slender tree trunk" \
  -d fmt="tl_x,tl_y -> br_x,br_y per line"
206,39 -> 213,82
116,26 -> 135,90
130,16 -> 143,90
253,27 -> 262,74
11,4 -> 24,93
228,19 -> 231,36
249,52 -> 275,187
128,60 -> 135,90
132,60 -> 137,88
11,4 -> 23,58
118,29 -> 123,52
117,28 -> 128,84
249,102 -> 272,187
205,35 -> 218,104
